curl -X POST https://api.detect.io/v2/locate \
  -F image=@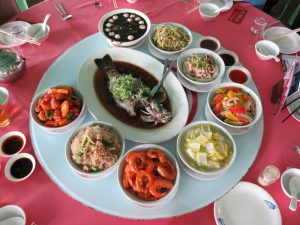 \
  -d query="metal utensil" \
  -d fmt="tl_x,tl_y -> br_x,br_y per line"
94,0 -> 101,8
52,2 -> 72,21
150,59 -> 175,99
